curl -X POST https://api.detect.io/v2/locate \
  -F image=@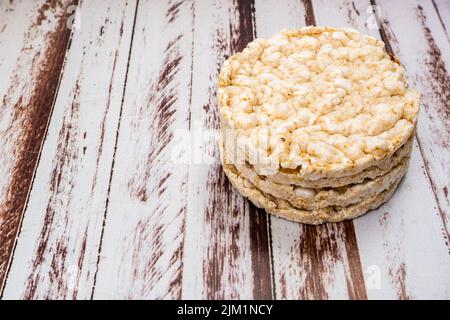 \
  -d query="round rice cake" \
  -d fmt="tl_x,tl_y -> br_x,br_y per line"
221,160 -> 402,225
218,26 -> 420,180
